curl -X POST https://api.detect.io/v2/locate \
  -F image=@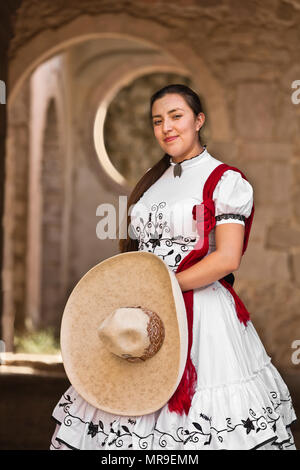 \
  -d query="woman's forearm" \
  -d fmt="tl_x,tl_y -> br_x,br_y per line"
175,250 -> 237,292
